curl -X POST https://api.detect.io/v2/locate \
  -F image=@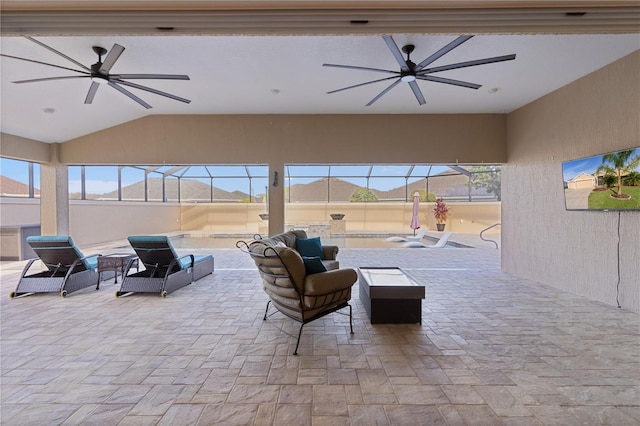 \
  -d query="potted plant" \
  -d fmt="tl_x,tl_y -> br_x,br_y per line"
433,197 -> 449,231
